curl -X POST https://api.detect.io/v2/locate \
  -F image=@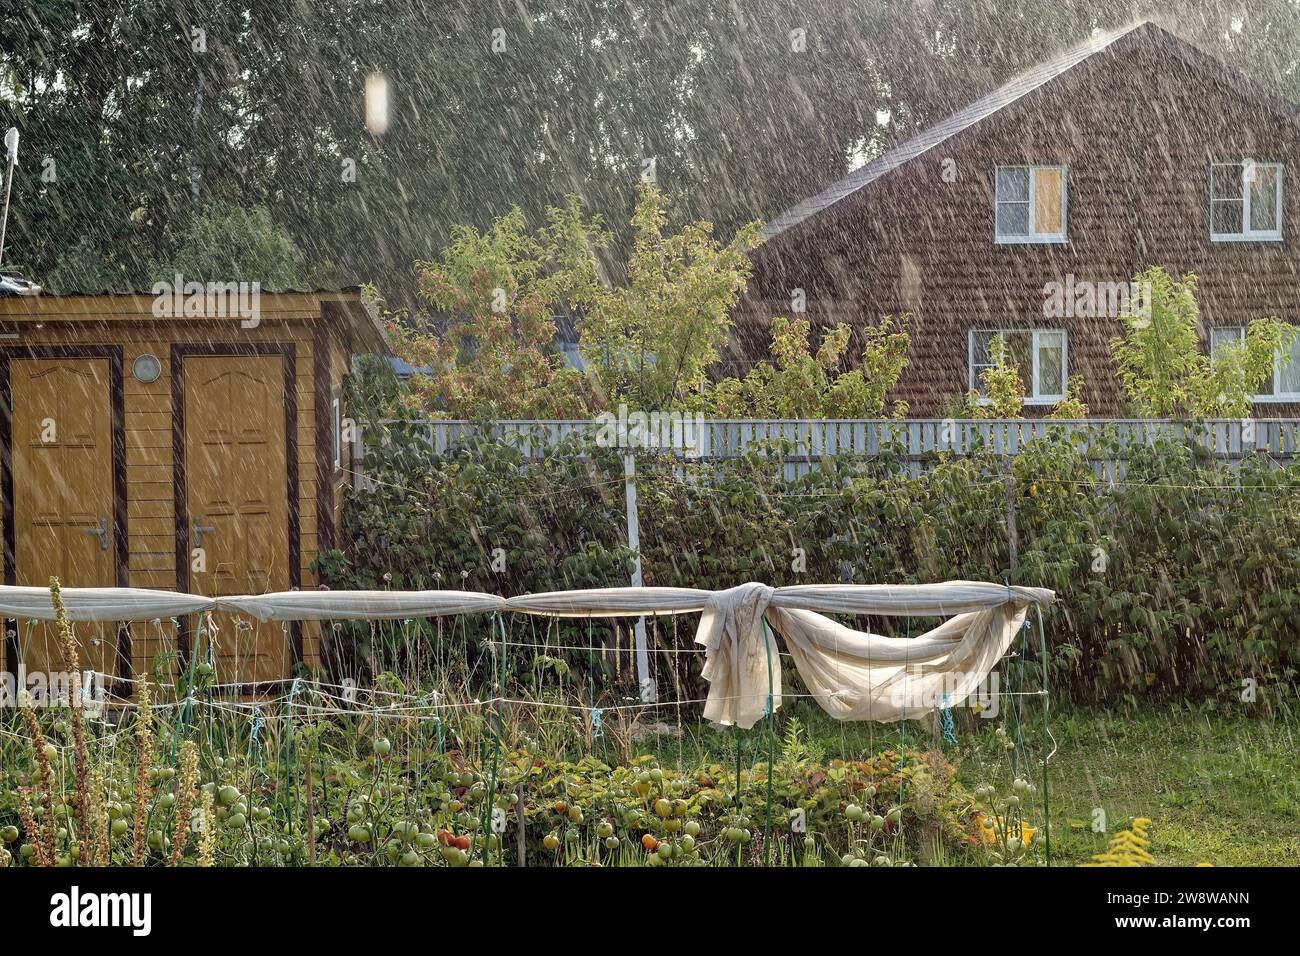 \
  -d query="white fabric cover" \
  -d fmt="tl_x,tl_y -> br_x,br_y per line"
0,586 -> 216,622
0,581 -> 1051,730
771,581 -> 1052,616
220,590 -> 506,621
0,581 -> 1051,624
697,582 -> 1043,729
504,587 -> 712,617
